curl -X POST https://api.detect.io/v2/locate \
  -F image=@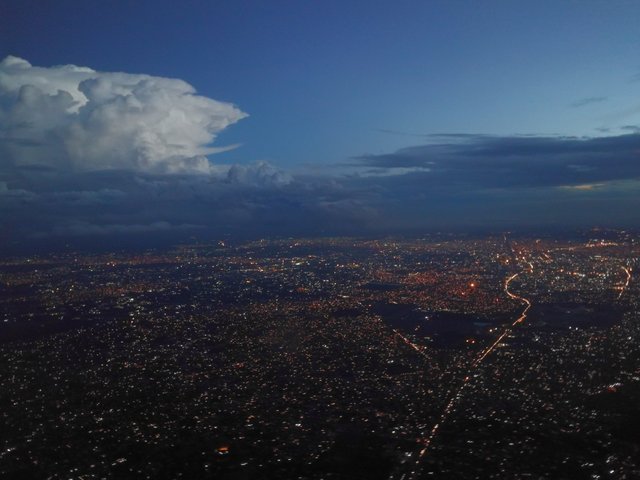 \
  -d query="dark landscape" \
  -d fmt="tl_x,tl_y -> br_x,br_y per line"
1,233 -> 639,478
